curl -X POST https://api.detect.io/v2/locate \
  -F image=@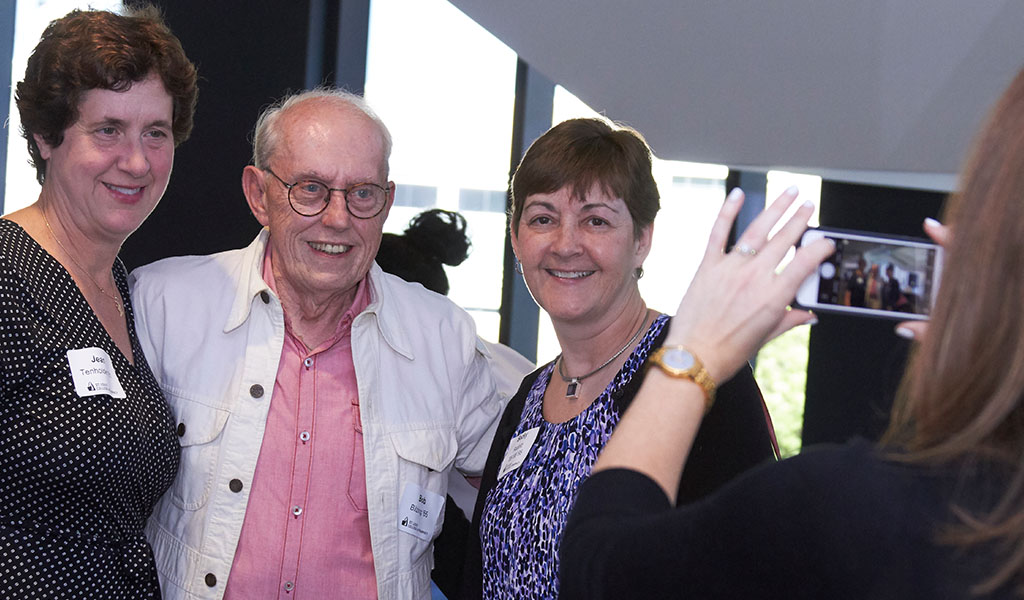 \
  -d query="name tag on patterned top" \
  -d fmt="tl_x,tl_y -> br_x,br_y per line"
497,426 -> 539,480
66,347 -> 125,399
